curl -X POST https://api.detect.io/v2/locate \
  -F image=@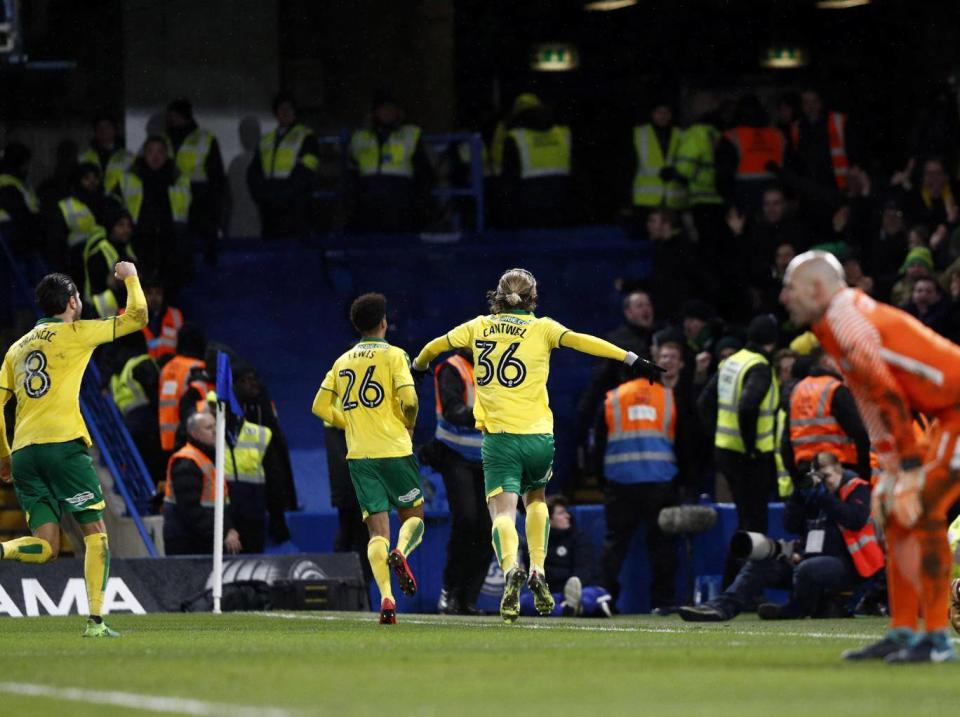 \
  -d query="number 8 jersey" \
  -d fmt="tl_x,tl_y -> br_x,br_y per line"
0,282 -> 148,454
318,339 -> 416,459
442,312 -> 571,435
